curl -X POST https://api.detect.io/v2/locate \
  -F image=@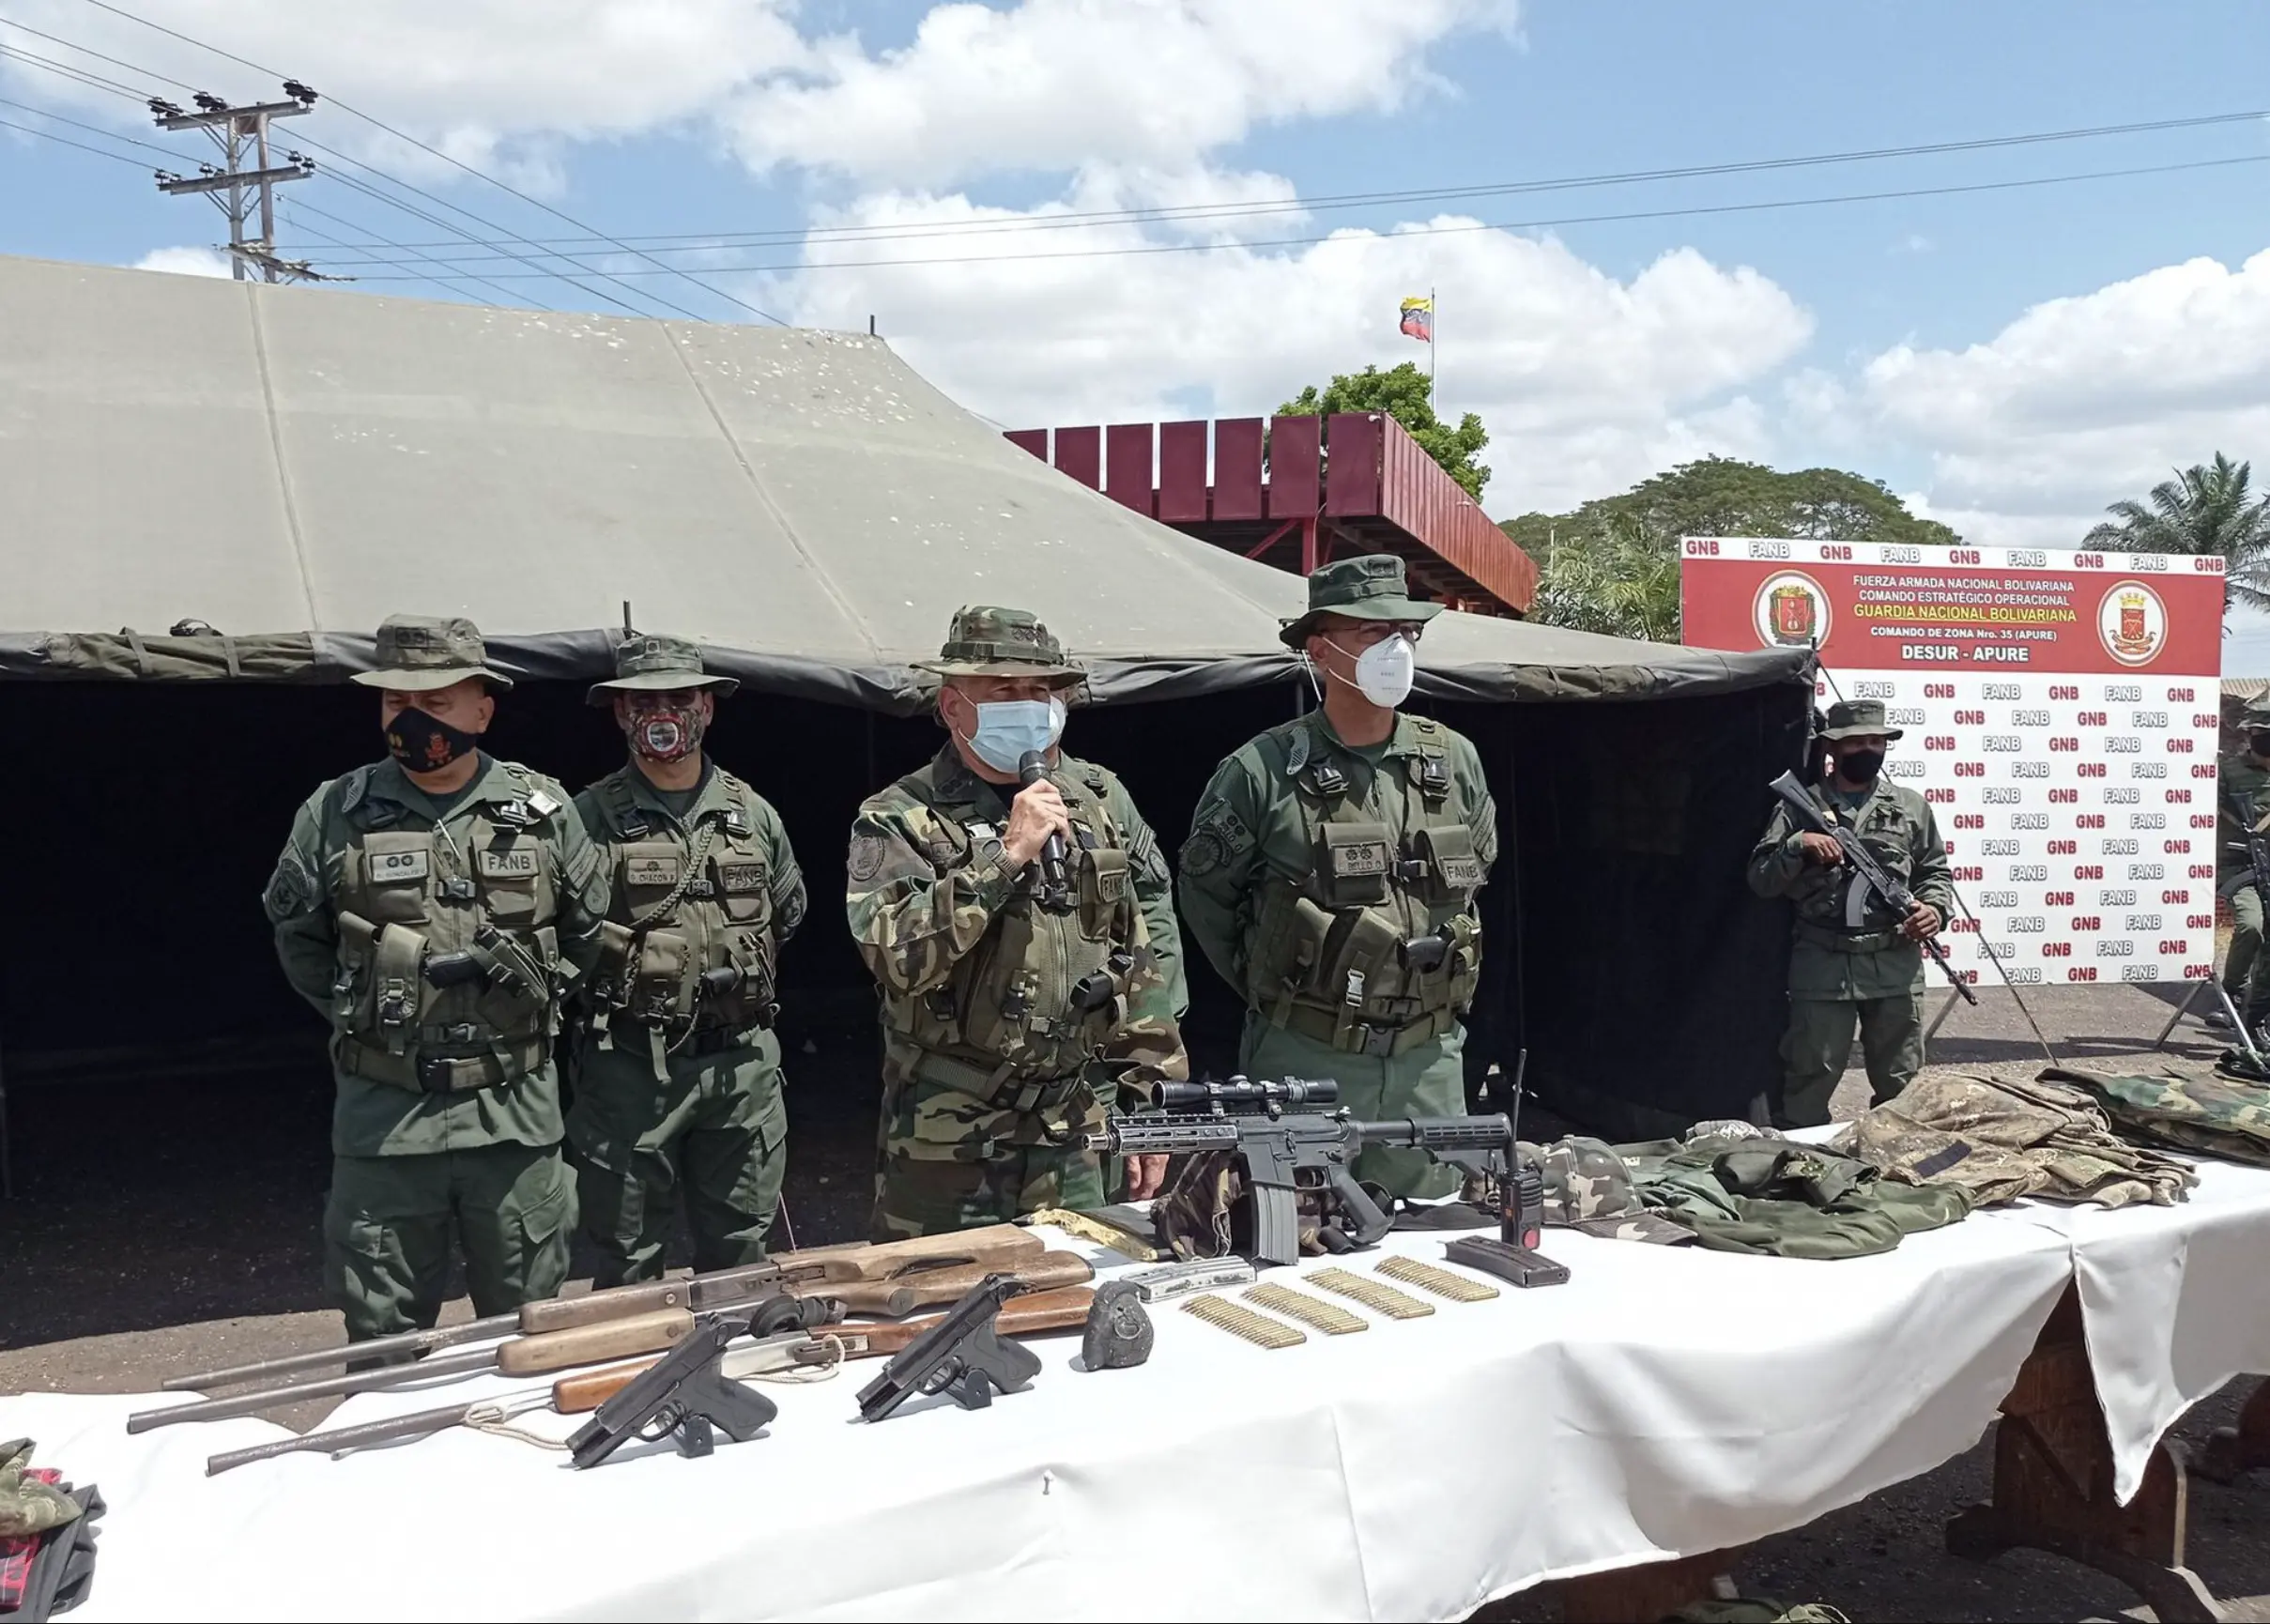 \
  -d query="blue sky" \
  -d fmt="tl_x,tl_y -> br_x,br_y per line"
3,0 -> 2267,653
